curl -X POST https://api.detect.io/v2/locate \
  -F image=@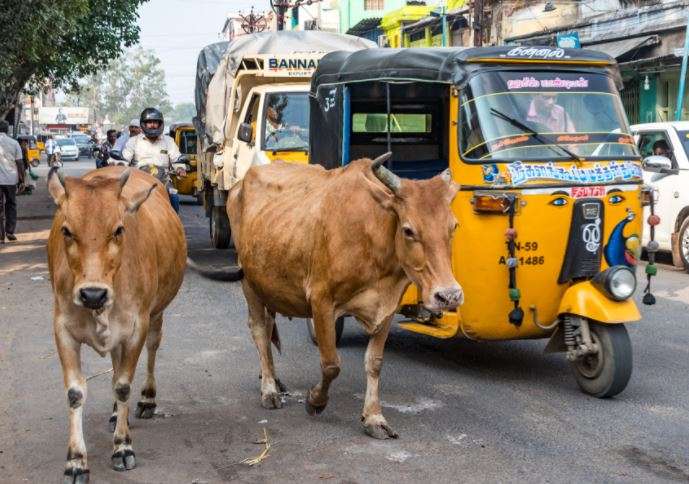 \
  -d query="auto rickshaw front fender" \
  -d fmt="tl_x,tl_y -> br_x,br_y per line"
558,281 -> 640,324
